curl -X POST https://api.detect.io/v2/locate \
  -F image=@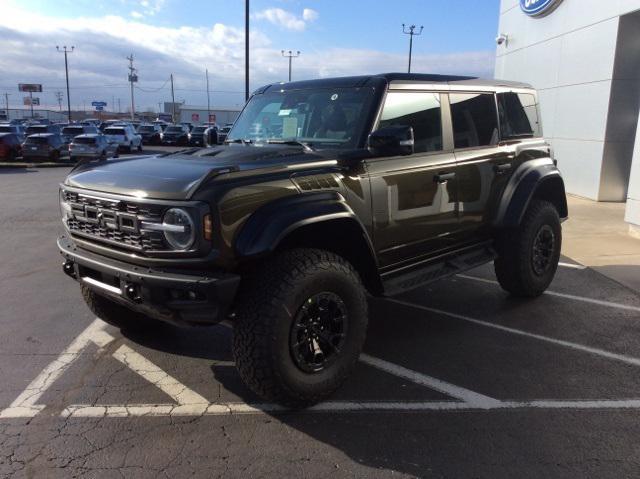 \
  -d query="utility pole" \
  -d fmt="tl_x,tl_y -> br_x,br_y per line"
281,50 -> 300,82
4,93 -> 10,117
29,91 -> 34,119
117,98 -> 121,114
127,54 -> 138,120
170,74 -> 176,123
158,102 -> 162,114
205,68 -> 211,123
402,24 -> 423,73
245,0 -> 250,102
56,45 -> 74,121
55,92 -> 63,112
